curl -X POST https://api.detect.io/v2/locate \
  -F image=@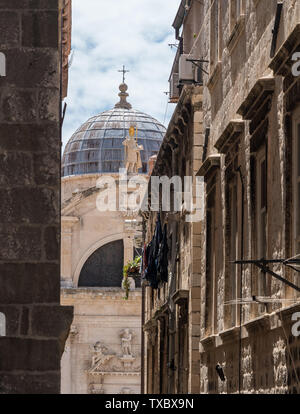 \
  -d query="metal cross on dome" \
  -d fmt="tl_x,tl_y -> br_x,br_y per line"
118,65 -> 130,84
